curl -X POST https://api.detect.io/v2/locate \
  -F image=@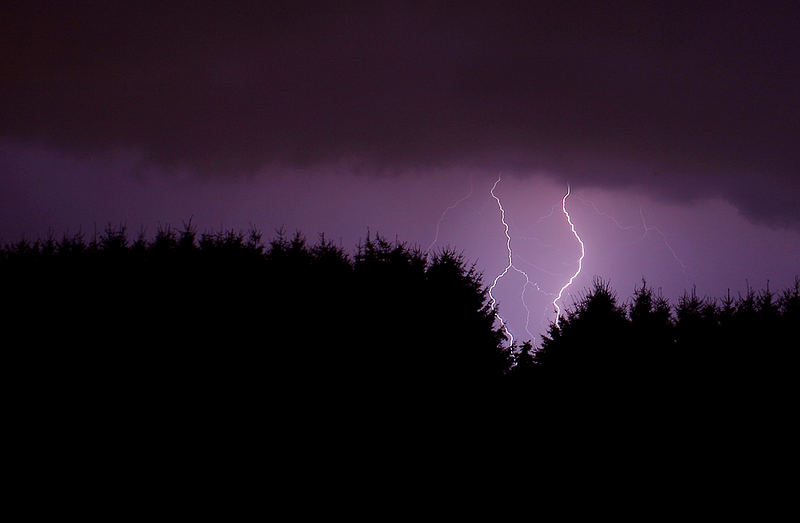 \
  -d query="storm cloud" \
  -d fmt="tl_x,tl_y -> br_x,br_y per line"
2,1 -> 799,226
